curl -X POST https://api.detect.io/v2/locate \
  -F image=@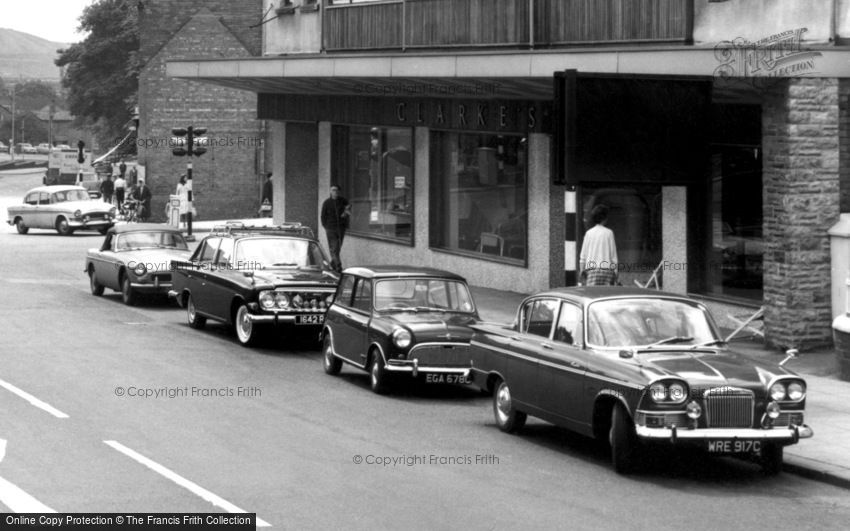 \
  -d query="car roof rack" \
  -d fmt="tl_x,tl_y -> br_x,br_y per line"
210,220 -> 315,239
